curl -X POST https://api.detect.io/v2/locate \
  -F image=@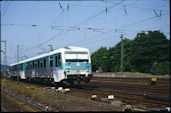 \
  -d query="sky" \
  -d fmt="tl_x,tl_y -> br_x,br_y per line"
0,0 -> 170,65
